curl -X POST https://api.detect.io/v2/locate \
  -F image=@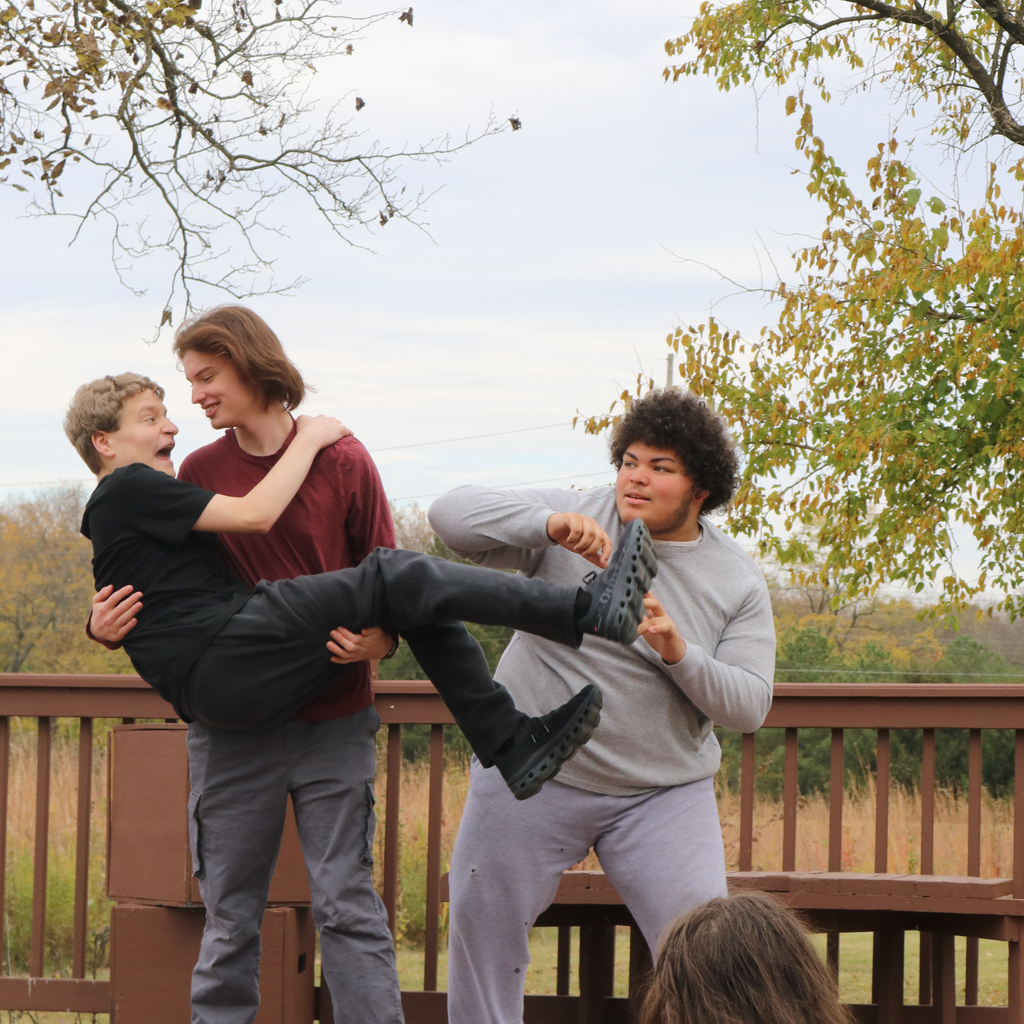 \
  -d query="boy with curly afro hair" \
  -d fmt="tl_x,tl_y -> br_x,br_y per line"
430,387 -> 776,1024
